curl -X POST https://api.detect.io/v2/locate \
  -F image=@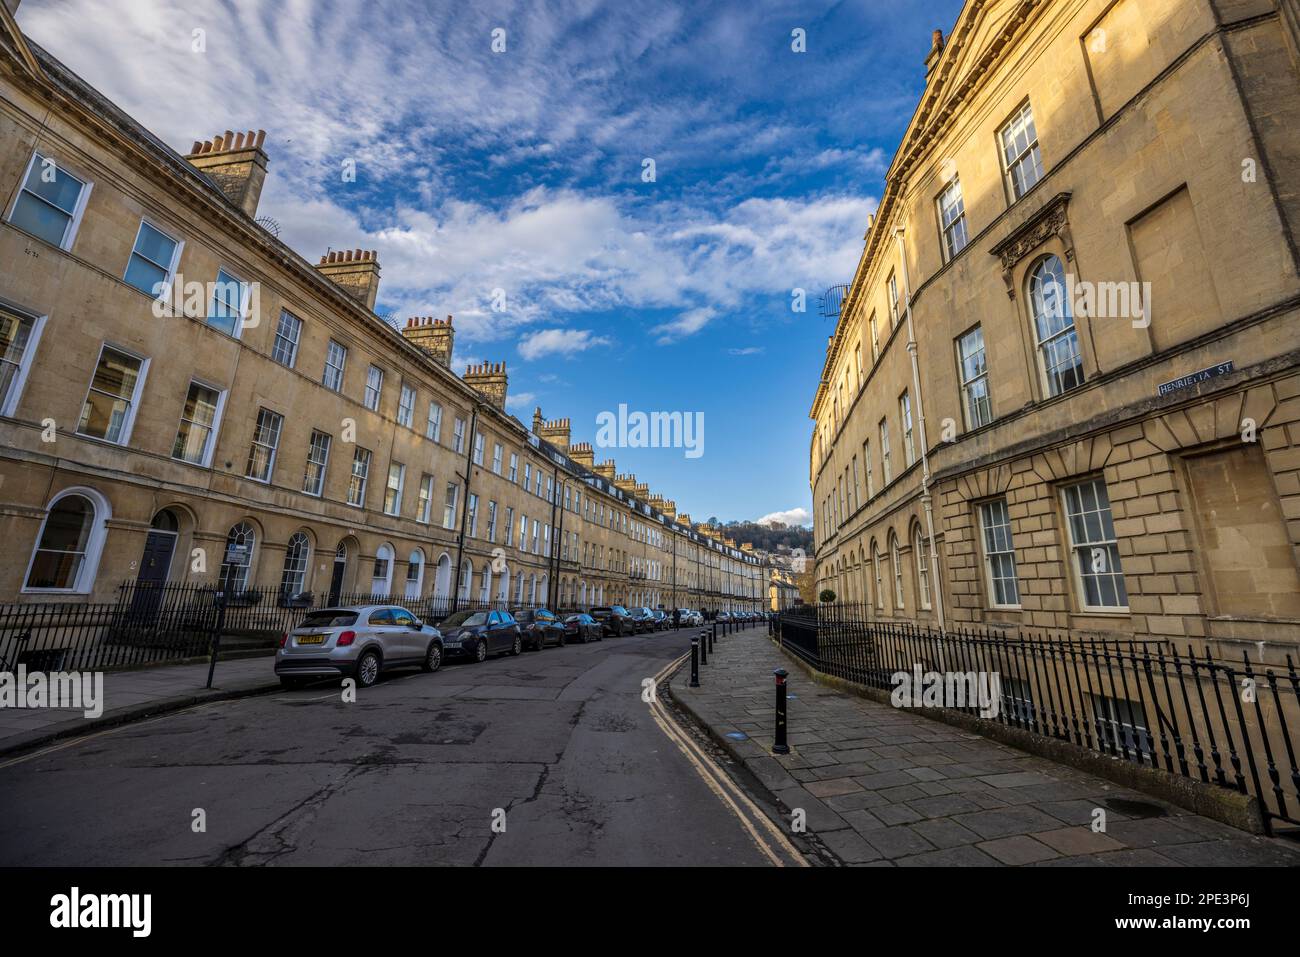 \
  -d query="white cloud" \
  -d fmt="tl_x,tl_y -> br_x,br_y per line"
518,328 -> 612,361
652,307 -> 716,345
728,346 -> 764,356
506,390 -> 538,412
756,507 -> 811,527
